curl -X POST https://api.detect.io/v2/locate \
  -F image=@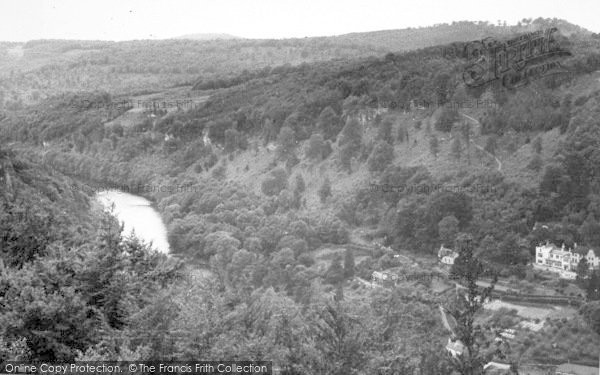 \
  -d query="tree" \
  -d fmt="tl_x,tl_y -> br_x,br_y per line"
339,144 -> 354,173
438,215 -> 459,246
338,118 -> 362,156
527,154 -> 543,171
325,254 -> 345,285
576,257 -> 589,282
211,160 -> 227,180
587,270 -> 600,300
397,124 -> 408,143
317,106 -> 342,140
580,214 -> 600,247
451,138 -> 462,160
429,136 -> 439,158
436,108 -> 459,132
580,301 -> 600,335
377,117 -> 393,144
484,136 -> 497,156
446,234 -> 507,375
261,168 -> 288,196
224,128 -> 239,153
276,126 -> 296,160
367,141 -> 394,172
306,133 -> 325,161
319,177 -> 332,203
343,249 -> 355,278
293,174 -> 306,208
311,302 -> 366,374
532,137 -> 542,154
294,173 -> 306,194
